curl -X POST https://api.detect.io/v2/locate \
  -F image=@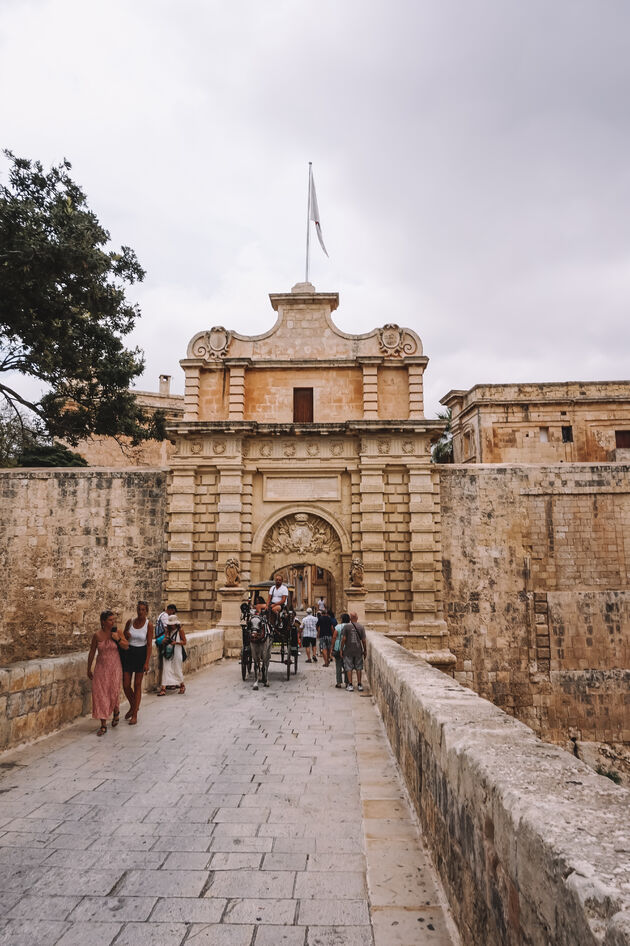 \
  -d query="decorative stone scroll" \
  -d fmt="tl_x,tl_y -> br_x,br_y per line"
225,557 -> 240,587
190,326 -> 232,361
378,323 -> 418,357
263,513 -> 340,557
